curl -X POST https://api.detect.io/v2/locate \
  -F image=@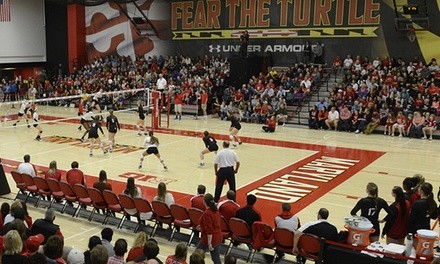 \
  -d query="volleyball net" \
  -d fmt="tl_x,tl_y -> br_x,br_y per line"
0,87 -> 171,129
